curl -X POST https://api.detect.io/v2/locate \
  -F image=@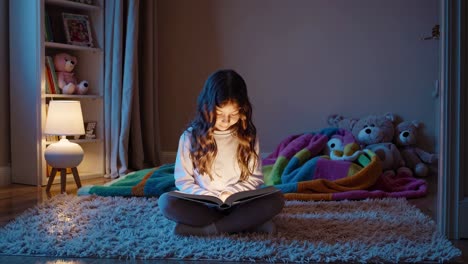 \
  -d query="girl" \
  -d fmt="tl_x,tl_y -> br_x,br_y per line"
158,69 -> 284,236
